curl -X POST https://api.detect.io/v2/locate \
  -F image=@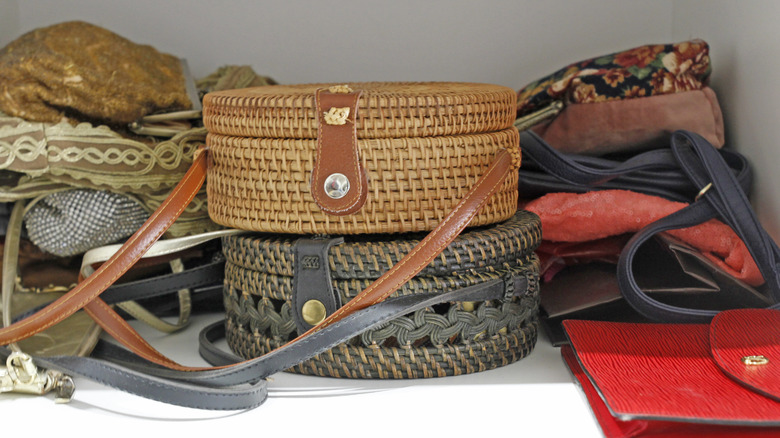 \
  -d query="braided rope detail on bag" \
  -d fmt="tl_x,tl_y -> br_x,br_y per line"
221,210 -> 541,378
225,259 -> 539,347
223,255 -> 540,378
